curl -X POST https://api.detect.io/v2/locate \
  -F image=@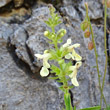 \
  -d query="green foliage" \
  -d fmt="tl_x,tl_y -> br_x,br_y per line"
45,6 -> 62,28
64,92 -> 73,110
50,65 -> 61,75
79,106 -> 101,110
104,105 -> 110,110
